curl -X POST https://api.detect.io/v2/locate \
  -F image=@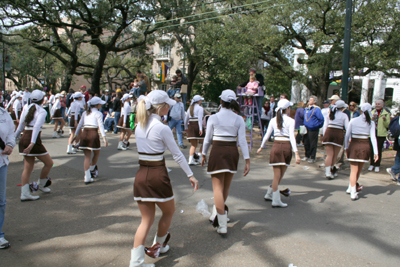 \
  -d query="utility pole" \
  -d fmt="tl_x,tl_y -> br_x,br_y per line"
341,0 -> 353,102
1,32 -> 5,92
